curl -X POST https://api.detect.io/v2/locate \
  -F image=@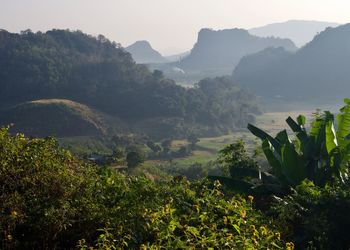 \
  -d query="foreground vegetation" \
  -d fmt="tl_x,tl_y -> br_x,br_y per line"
0,127 -> 286,249
3,101 -> 350,249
